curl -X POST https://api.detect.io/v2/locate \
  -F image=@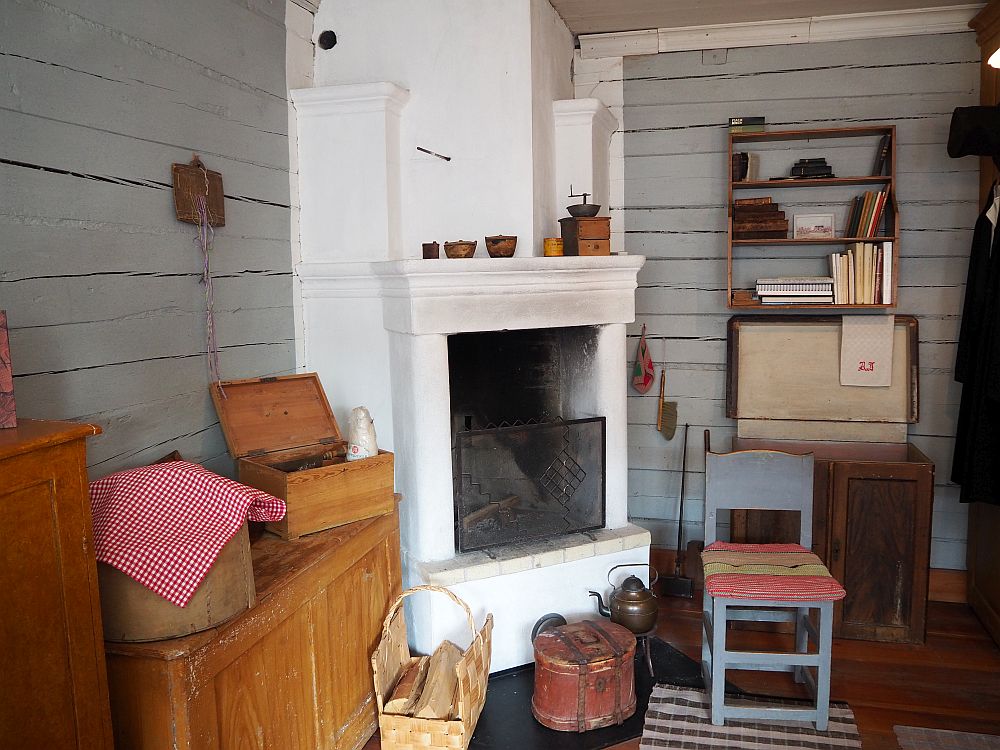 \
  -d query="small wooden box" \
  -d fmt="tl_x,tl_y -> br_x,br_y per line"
559,217 -> 611,256
532,619 -> 636,732
212,373 -> 395,540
